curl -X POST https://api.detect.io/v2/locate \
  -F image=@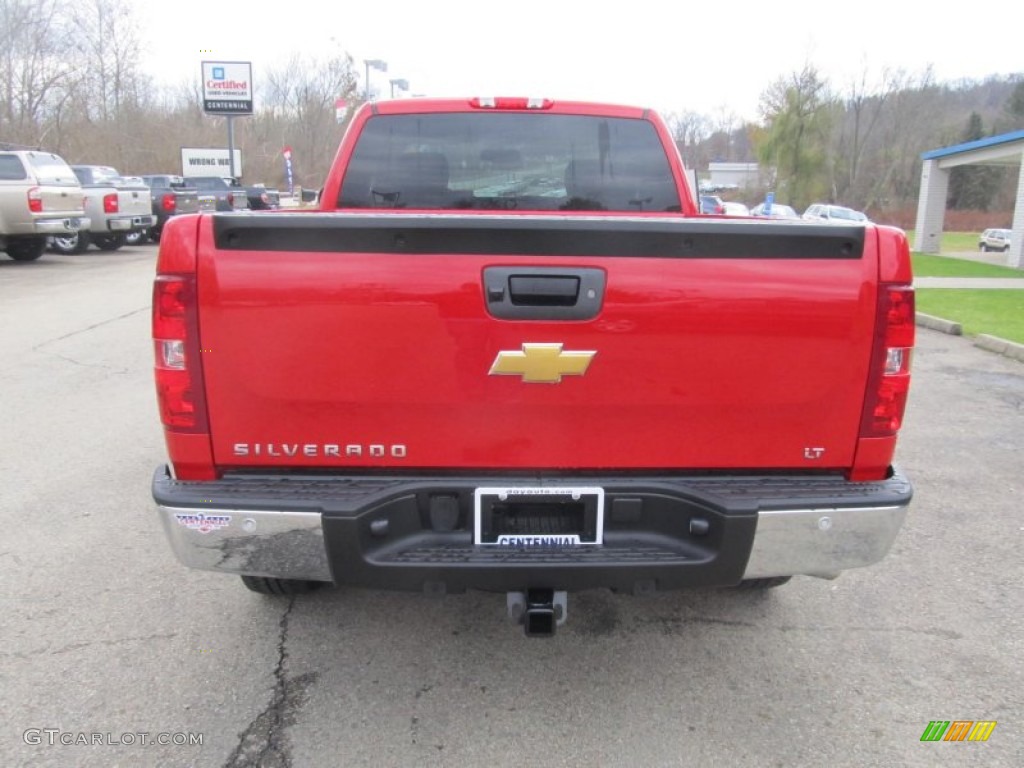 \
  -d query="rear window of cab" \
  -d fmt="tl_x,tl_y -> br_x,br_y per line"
0,154 -> 28,180
338,112 -> 681,213
24,153 -> 78,185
